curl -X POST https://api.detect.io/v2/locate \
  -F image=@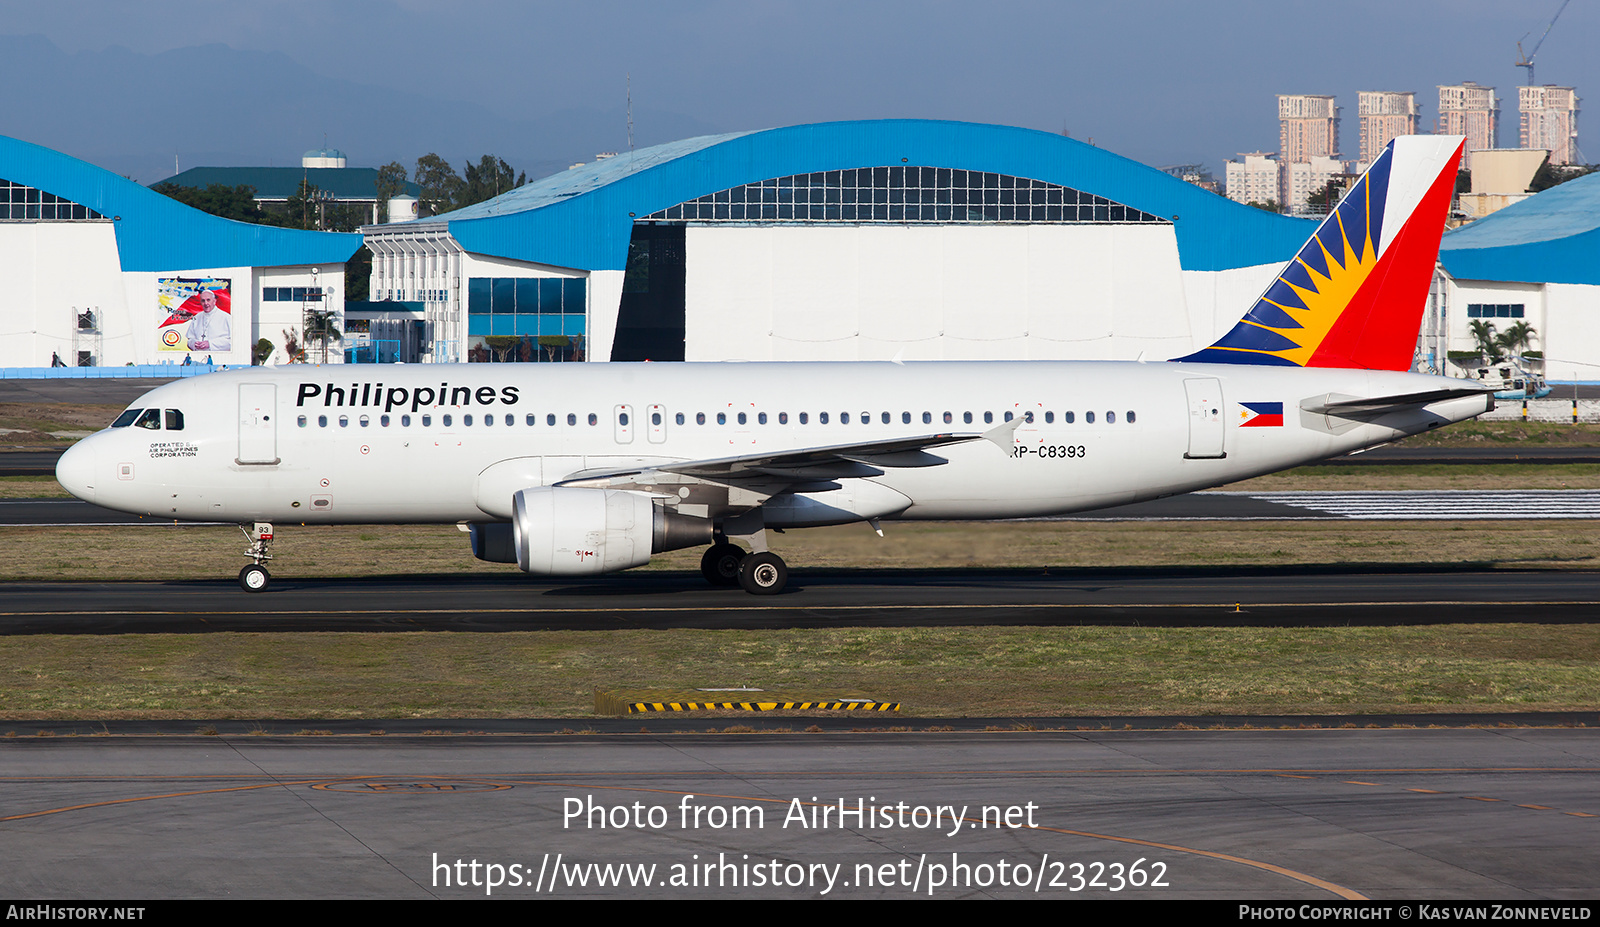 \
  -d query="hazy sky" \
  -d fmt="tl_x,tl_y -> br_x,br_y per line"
2,0 -> 1592,178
